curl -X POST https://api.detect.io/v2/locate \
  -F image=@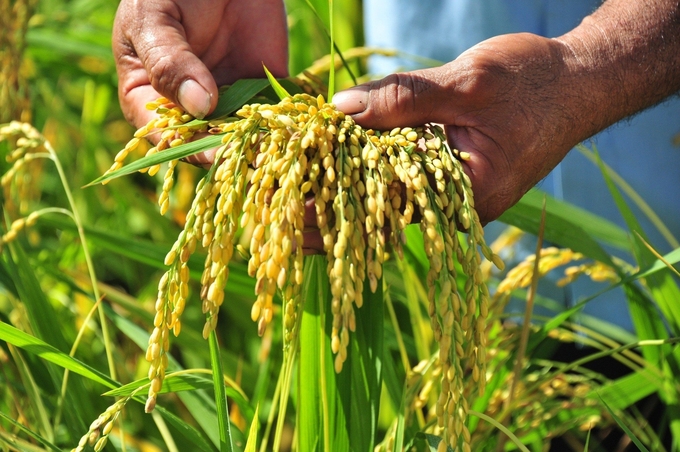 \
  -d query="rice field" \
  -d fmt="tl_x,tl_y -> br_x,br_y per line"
1,1 -> 679,451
